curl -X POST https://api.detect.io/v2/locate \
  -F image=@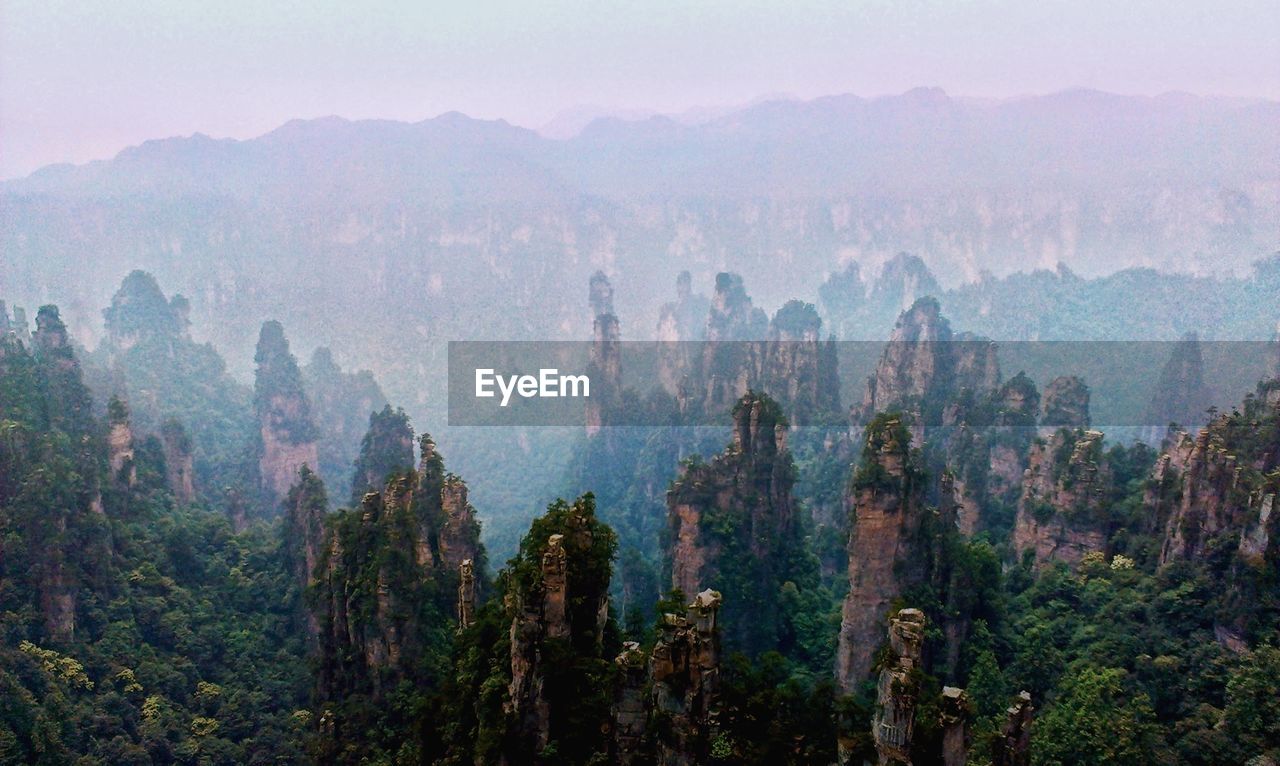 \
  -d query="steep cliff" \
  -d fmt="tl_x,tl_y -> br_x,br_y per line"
1039,375 -> 1090,430
158,417 -> 196,504
1143,332 -> 1212,431
837,415 -> 938,691
90,271 -> 255,513
106,396 -> 137,487
254,320 -> 320,510
666,392 -> 813,654
856,297 -> 999,428
311,421 -> 487,743
303,346 -> 388,497
870,608 -> 926,766
1011,428 -> 1113,568
349,404 -> 415,504
503,494 -> 619,763
1150,378 -> 1280,645
0,306 -> 107,643
587,271 -> 623,434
